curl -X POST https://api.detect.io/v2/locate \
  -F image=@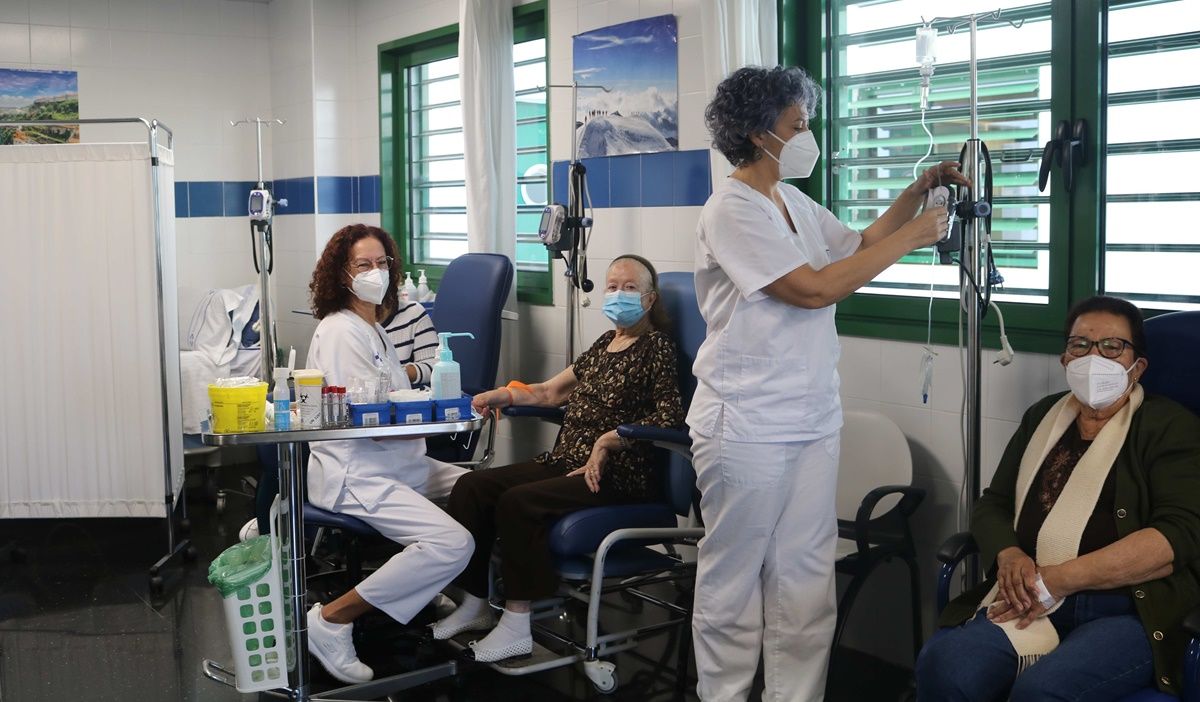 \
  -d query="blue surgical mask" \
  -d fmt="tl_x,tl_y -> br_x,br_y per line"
603,291 -> 648,327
